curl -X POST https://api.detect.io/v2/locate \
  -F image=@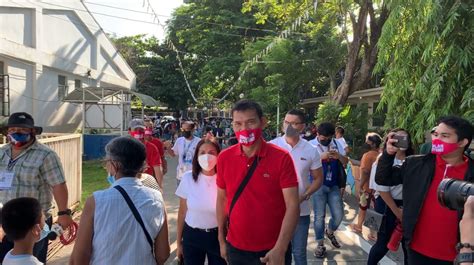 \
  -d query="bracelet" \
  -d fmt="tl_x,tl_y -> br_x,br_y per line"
456,243 -> 474,253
